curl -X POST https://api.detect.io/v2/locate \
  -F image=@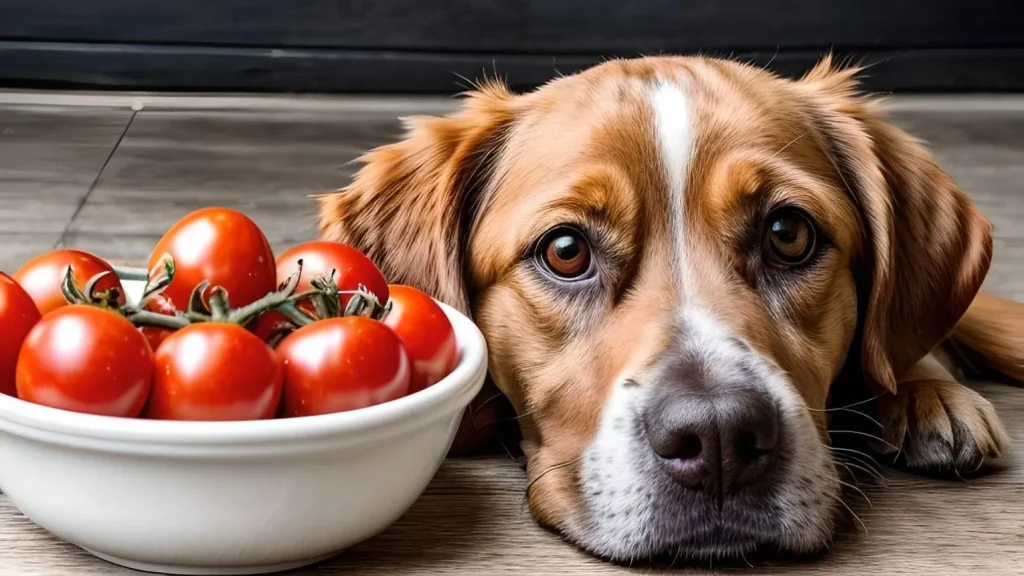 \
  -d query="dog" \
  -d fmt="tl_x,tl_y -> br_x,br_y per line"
316,55 -> 1024,562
